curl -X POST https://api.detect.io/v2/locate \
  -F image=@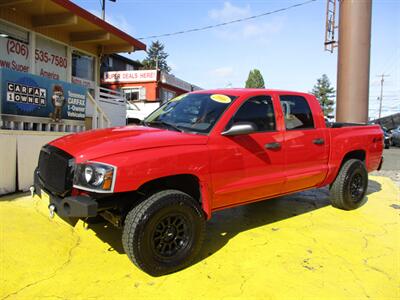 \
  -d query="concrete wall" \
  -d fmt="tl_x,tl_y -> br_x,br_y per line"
0,134 -> 16,195
0,130 -> 68,195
